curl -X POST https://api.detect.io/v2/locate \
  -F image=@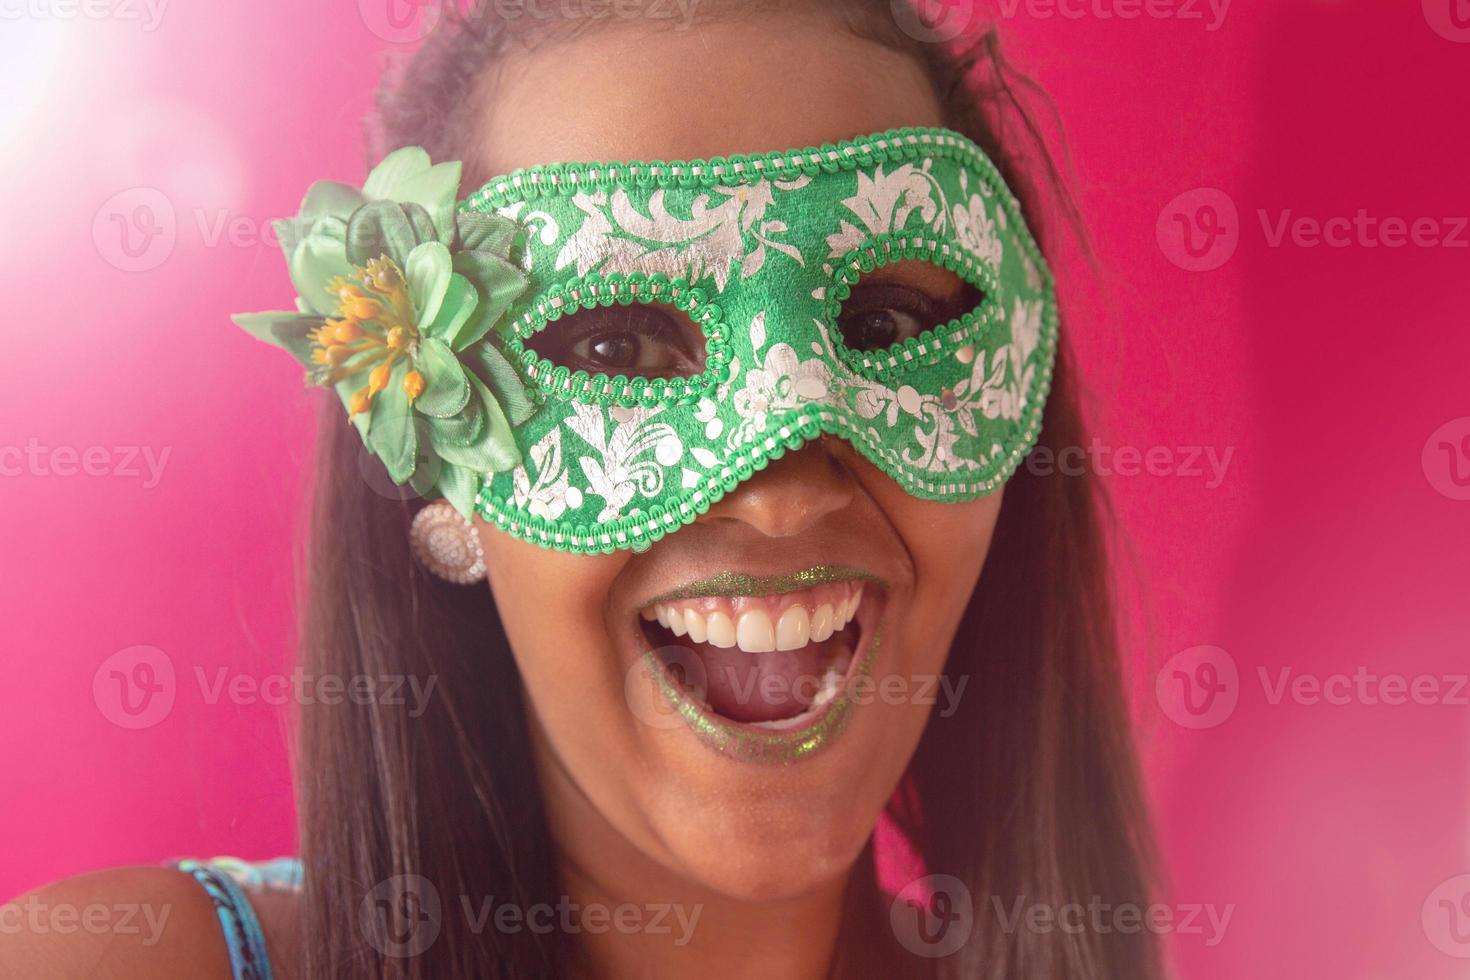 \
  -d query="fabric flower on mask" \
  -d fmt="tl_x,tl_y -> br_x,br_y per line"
232,147 -> 538,518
